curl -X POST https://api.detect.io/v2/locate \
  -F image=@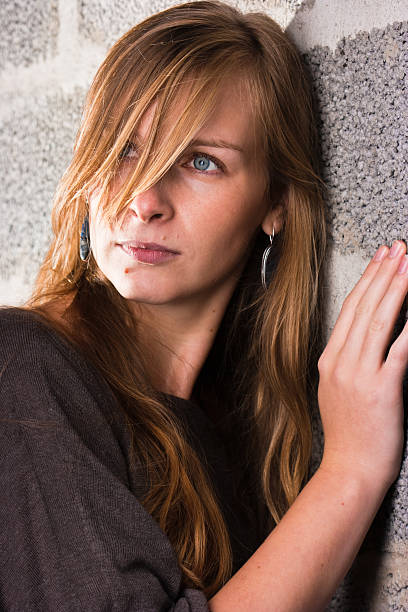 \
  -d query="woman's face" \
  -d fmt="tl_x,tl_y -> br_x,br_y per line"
89,81 -> 277,307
